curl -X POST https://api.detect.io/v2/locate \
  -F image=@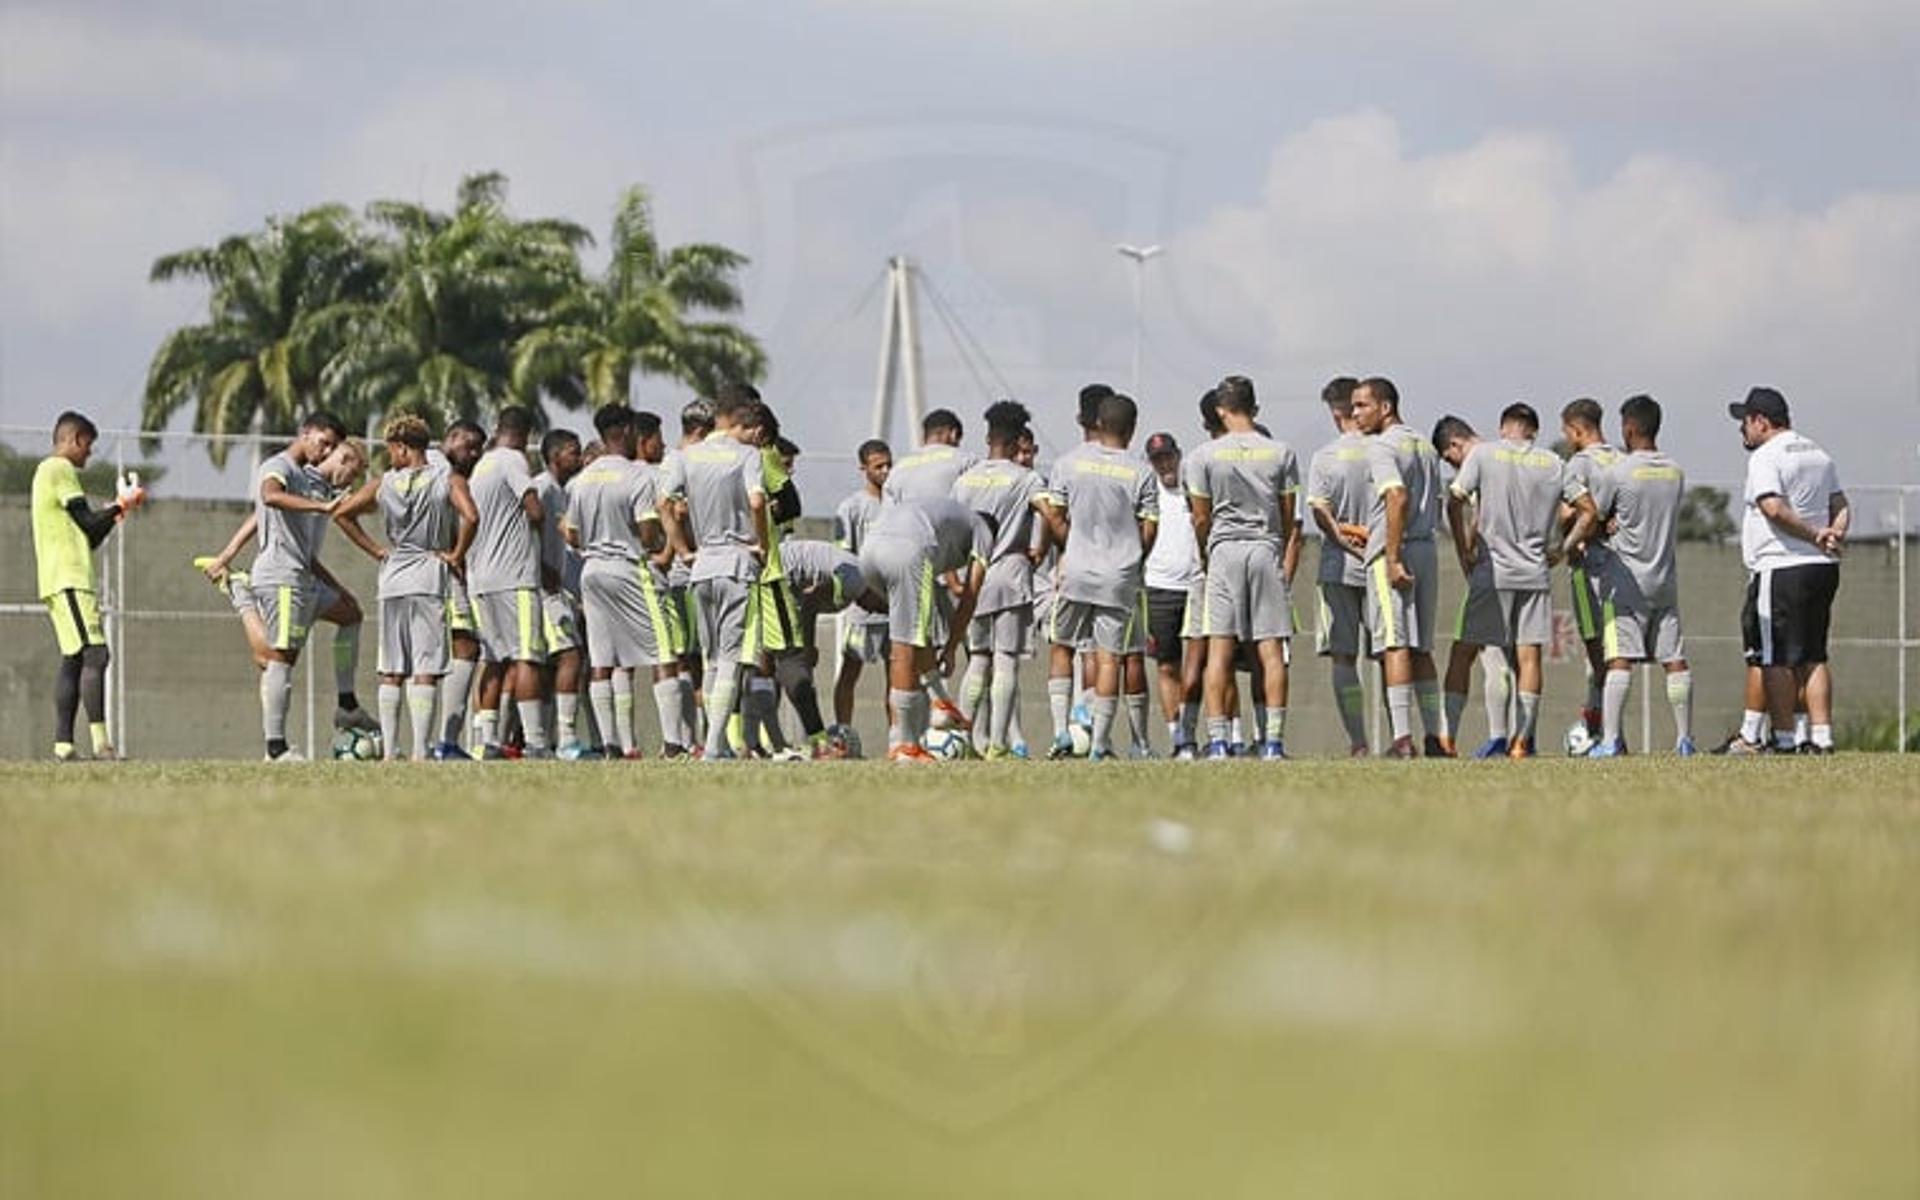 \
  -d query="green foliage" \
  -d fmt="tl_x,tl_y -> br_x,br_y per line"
145,174 -> 764,459
1837,710 -> 1920,752
0,441 -> 167,497
1677,485 -> 1737,543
